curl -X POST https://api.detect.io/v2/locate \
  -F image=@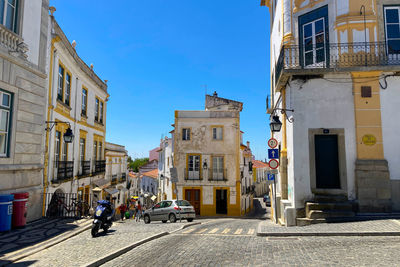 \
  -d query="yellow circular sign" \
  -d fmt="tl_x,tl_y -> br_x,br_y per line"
362,134 -> 376,146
